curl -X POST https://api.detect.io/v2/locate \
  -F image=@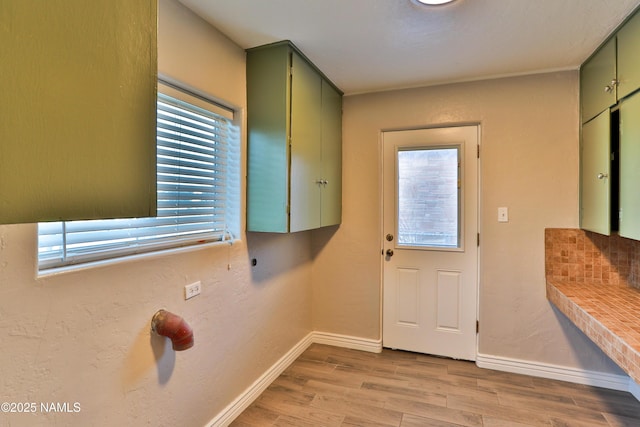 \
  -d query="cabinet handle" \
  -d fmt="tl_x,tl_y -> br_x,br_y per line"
597,173 -> 609,180
315,179 -> 328,186
604,79 -> 619,93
